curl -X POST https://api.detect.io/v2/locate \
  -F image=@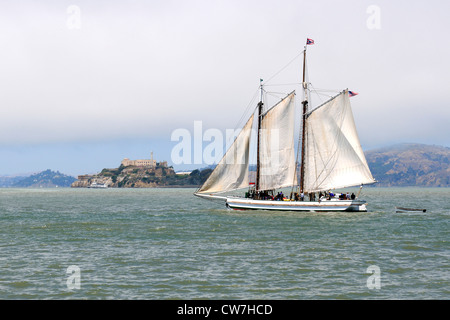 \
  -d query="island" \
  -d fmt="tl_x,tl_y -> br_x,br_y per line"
71,155 -> 212,188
